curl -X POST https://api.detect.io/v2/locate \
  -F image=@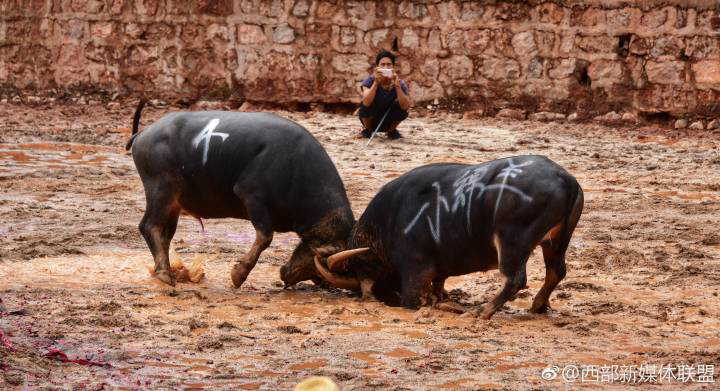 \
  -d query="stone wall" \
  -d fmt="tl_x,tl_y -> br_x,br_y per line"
1,0 -> 719,117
